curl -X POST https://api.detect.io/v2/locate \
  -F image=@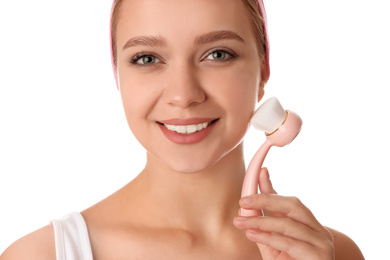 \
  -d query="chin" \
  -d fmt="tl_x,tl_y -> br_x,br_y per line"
163,153 -> 223,174
159,141 -> 244,175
